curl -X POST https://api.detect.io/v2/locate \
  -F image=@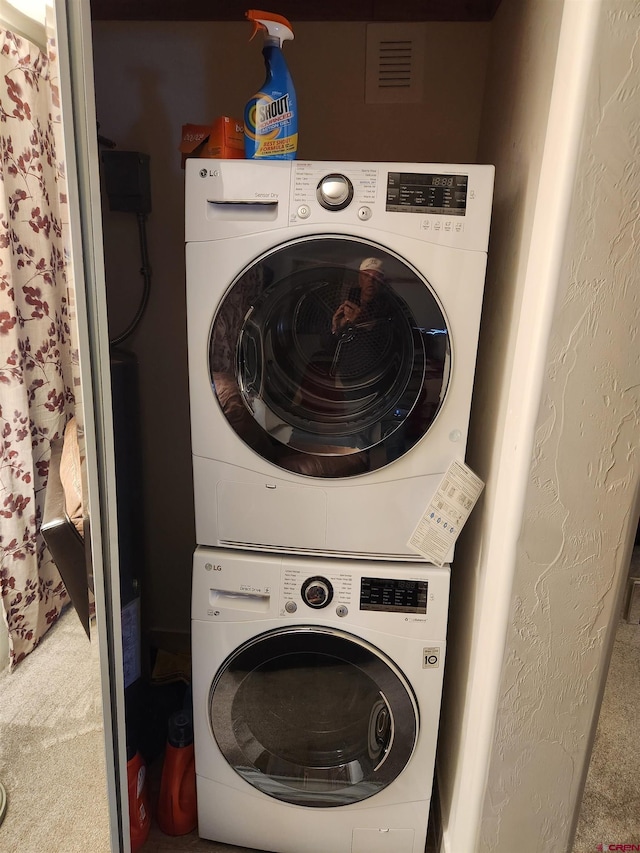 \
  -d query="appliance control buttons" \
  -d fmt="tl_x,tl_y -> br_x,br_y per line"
358,206 -> 372,221
285,600 -> 297,614
316,174 -> 354,211
336,605 -> 348,618
297,204 -> 311,219
301,576 -> 334,609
